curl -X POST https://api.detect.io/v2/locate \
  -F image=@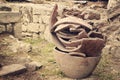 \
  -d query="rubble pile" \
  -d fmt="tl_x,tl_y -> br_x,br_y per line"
62,8 -> 100,20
